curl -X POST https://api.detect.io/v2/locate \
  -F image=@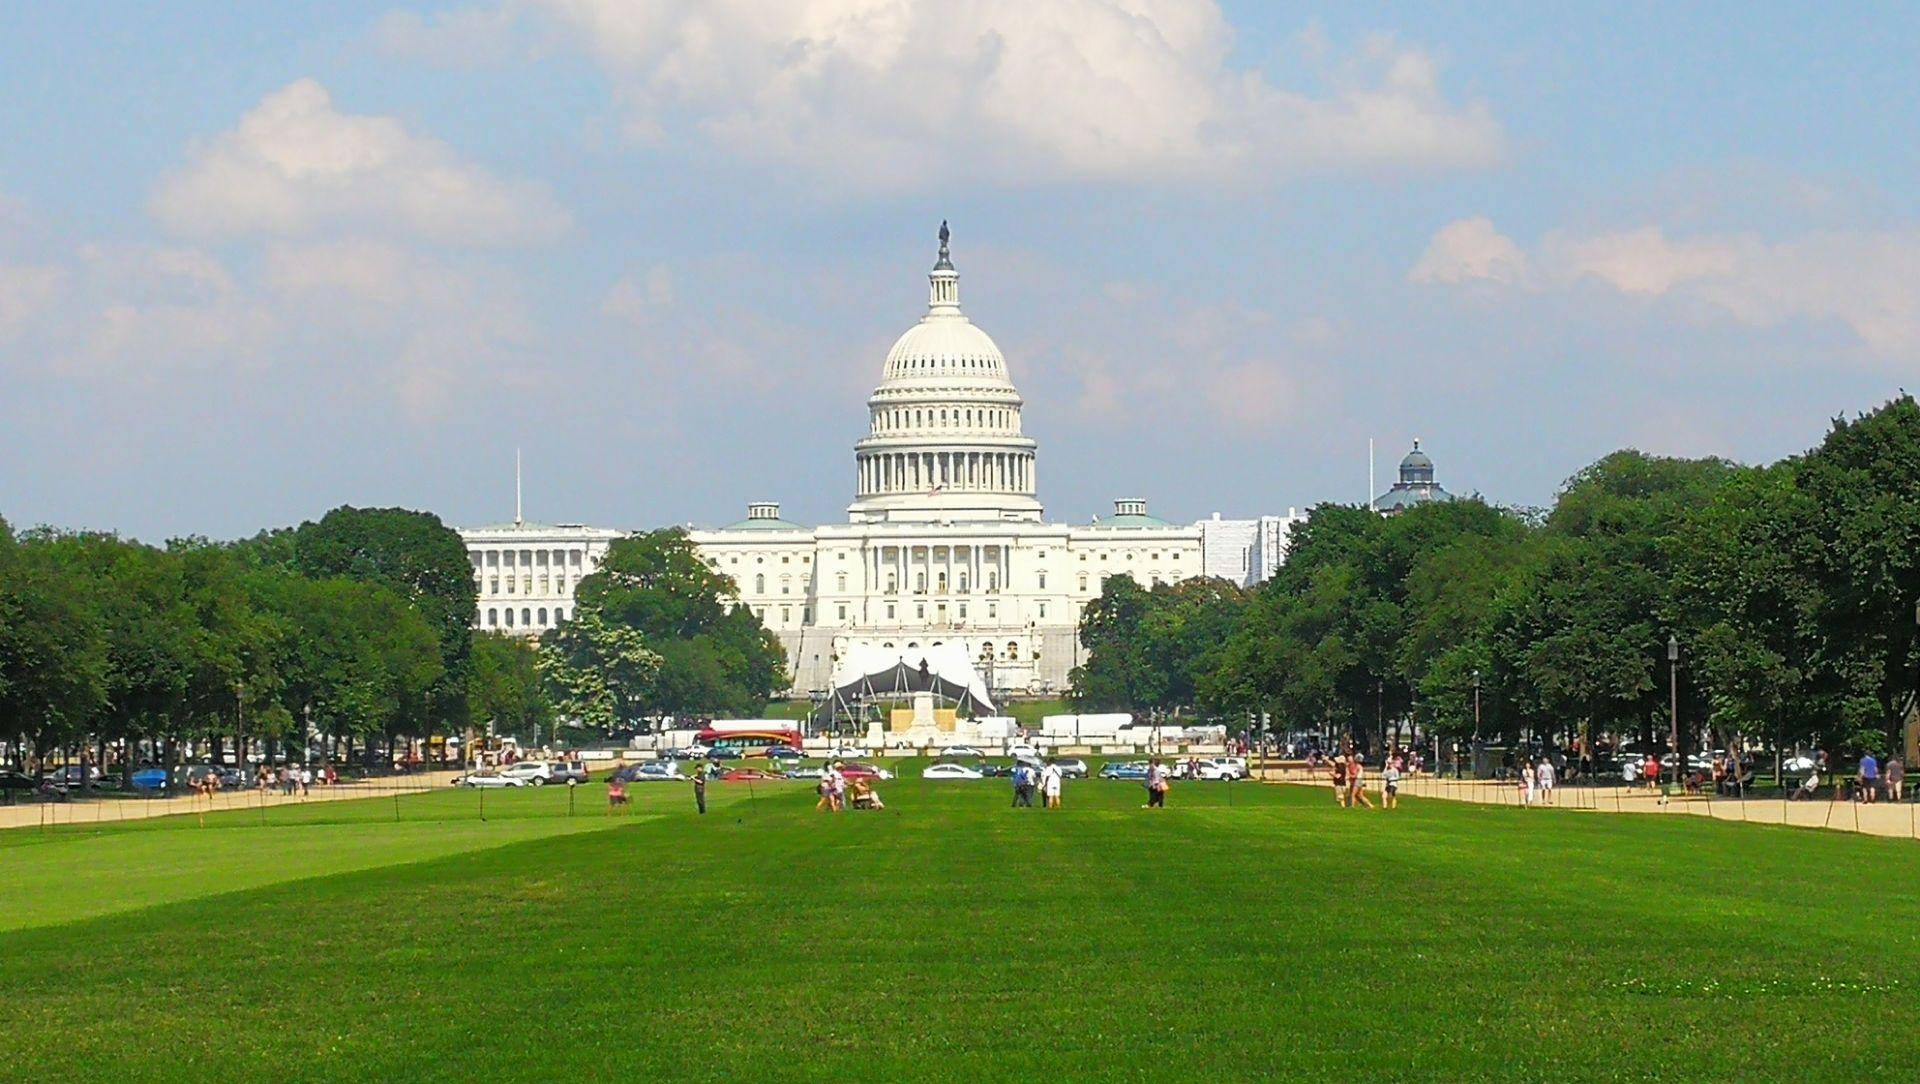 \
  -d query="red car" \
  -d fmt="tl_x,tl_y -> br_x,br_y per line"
834,762 -> 895,781
720,768 -> 782,782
